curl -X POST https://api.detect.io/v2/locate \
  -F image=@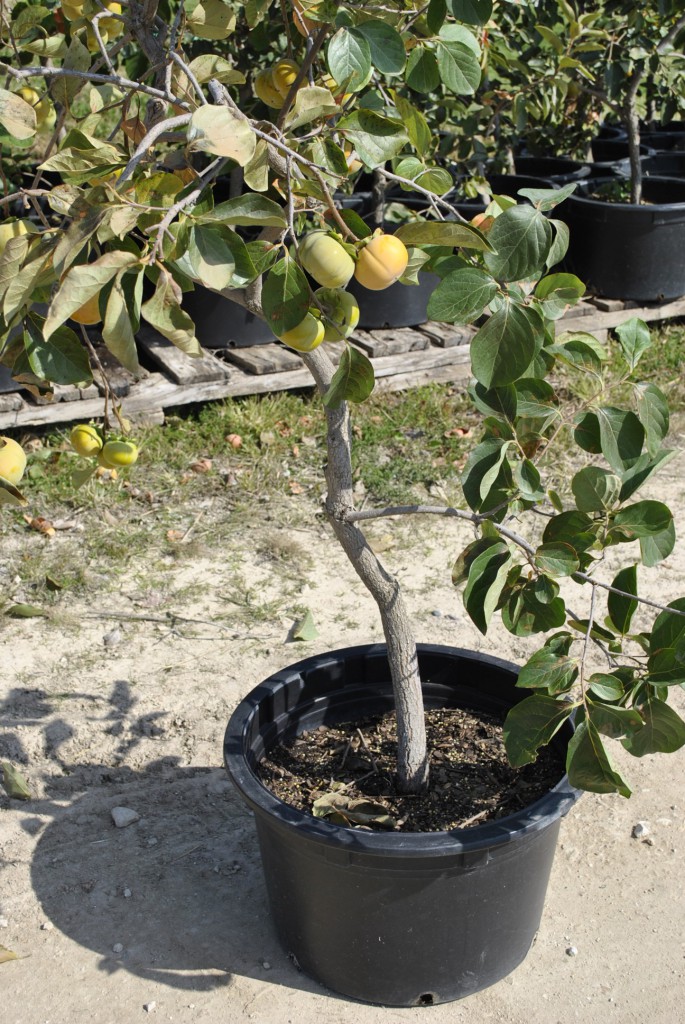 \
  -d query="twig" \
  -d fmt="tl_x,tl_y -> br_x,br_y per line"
2,63 -> 188,109
356,729 -> 379,772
